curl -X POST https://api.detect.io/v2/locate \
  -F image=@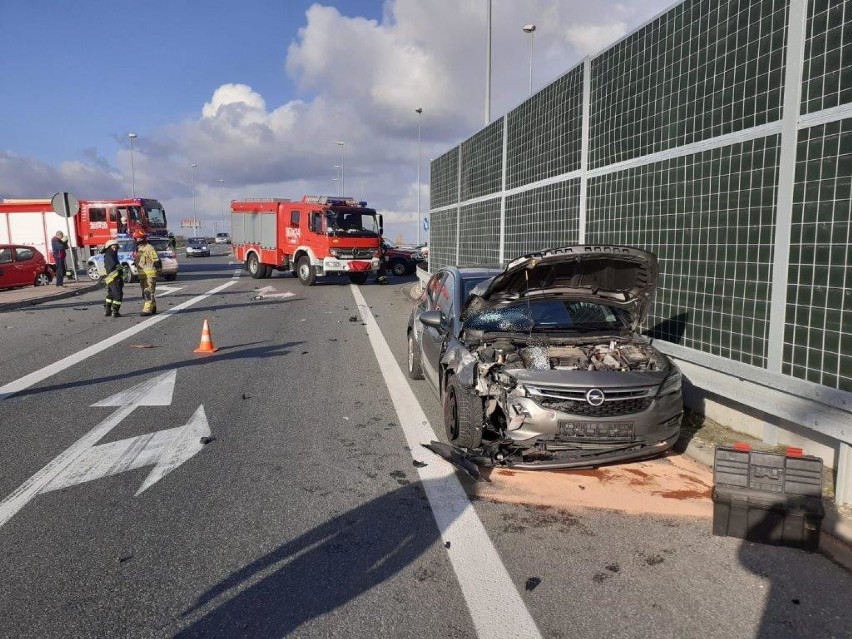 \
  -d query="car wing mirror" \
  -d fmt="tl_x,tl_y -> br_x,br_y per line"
419,310 -> 445,330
